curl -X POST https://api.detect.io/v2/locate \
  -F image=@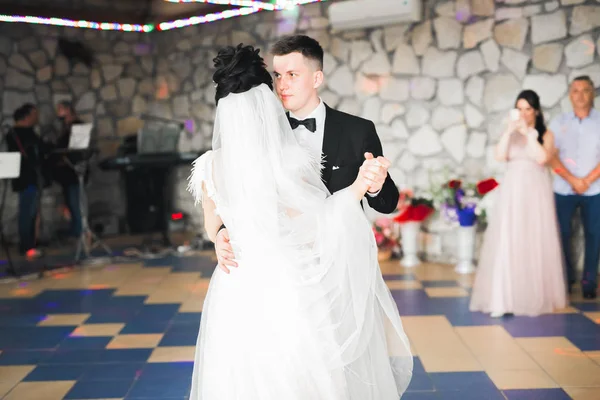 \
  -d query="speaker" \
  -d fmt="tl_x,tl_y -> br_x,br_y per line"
117,134 -> 174,236
123,168 -> 171,234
